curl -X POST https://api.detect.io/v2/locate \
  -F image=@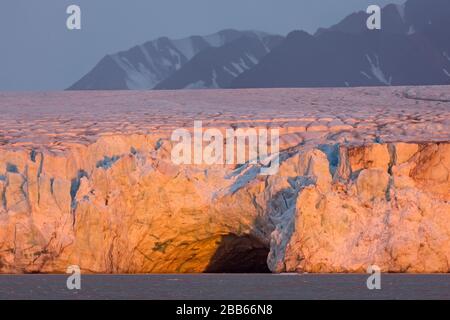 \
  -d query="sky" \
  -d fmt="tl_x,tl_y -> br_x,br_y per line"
0,0 -> 405,91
